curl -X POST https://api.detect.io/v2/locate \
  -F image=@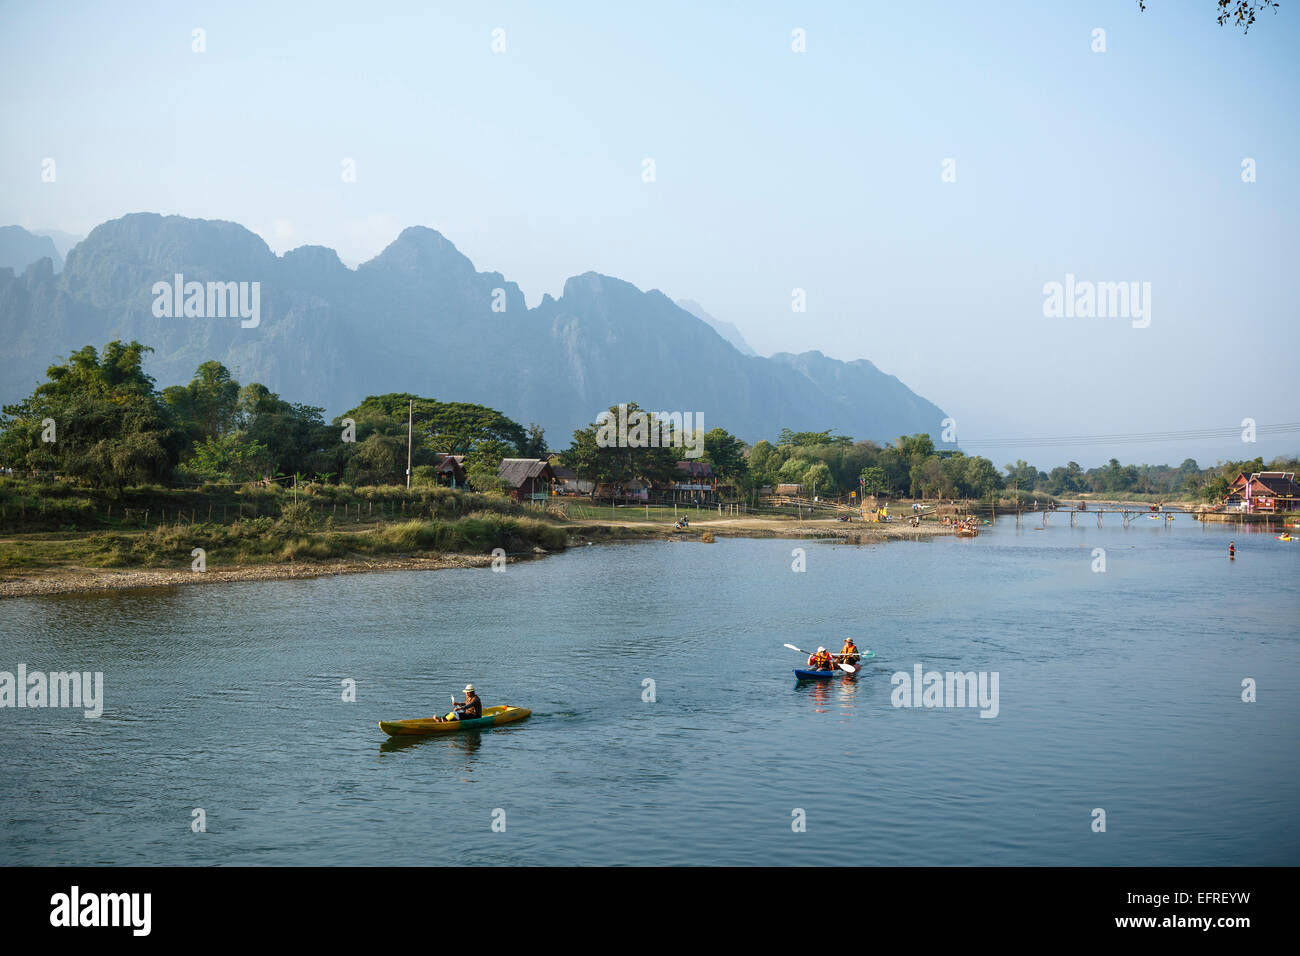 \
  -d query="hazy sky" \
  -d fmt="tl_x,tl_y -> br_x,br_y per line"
1,0 -> 1296,467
